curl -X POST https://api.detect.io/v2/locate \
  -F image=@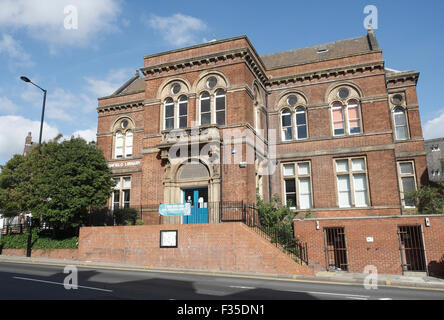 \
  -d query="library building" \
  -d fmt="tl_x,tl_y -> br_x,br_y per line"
95,29 -> 444,276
